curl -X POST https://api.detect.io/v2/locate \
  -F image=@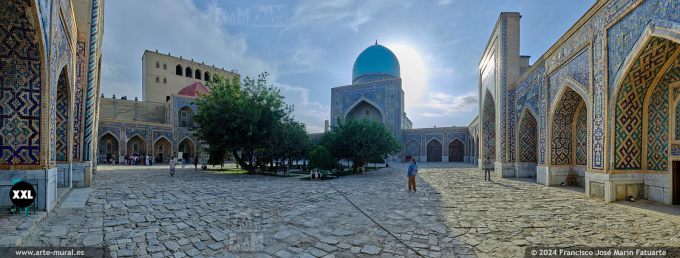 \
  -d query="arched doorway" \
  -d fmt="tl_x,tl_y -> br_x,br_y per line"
427,140 -> 442,162
154,137 -> 171,163
178,138 -> 194,162
612,36 -> 679,203
0,1 -> 44,166
126,135 -> 146,155
551,86 -> 587,187
404,140 -> 420,162
347,100 -> 382,122
98,133 -> 119,164
55,67 -> 70,162
448,139 -> 464,162
482,90 -> 496,161
518,109 -> 538,178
